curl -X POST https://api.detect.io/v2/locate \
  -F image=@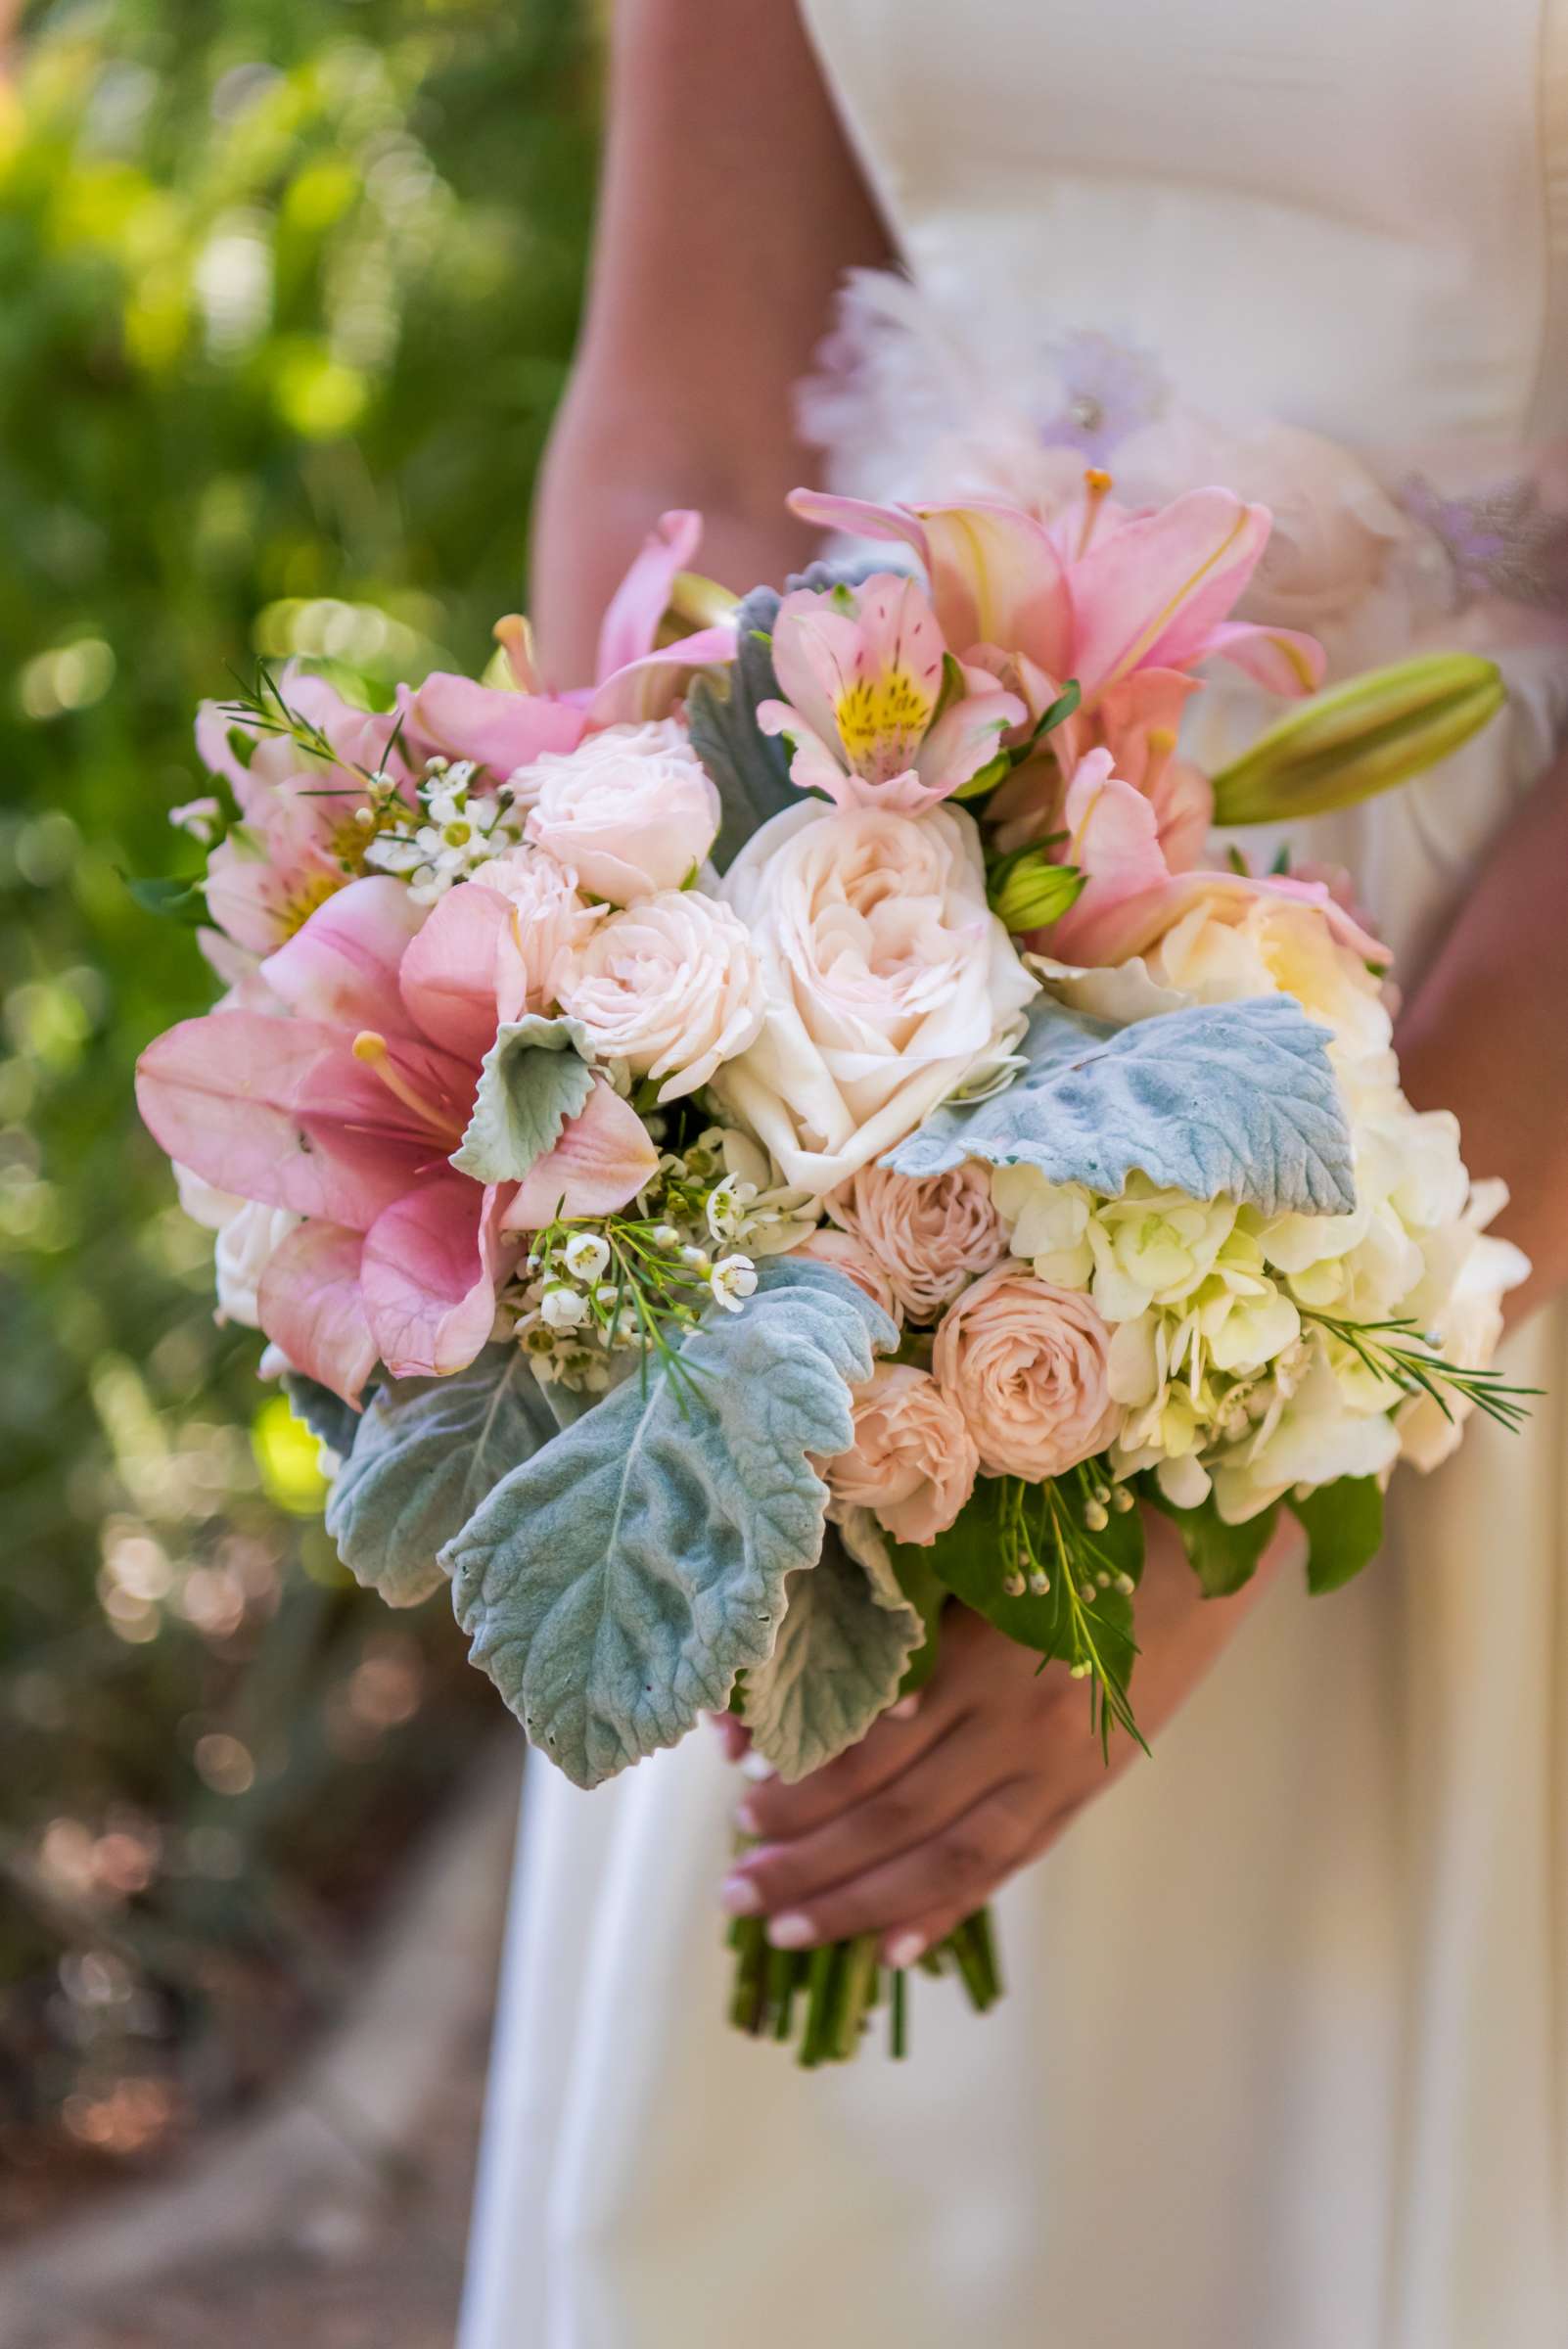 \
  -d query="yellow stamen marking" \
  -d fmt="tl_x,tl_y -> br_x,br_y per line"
1142,724 -> 1178,797
1078,468 -> 1115,560
352,1030 -> 463,1140
835,667 -> 935,777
